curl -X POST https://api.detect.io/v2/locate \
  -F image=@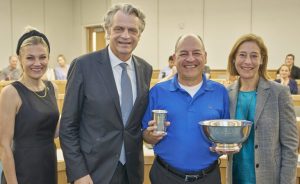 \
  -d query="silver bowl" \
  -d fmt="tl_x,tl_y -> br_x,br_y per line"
199,119 -> 253,152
